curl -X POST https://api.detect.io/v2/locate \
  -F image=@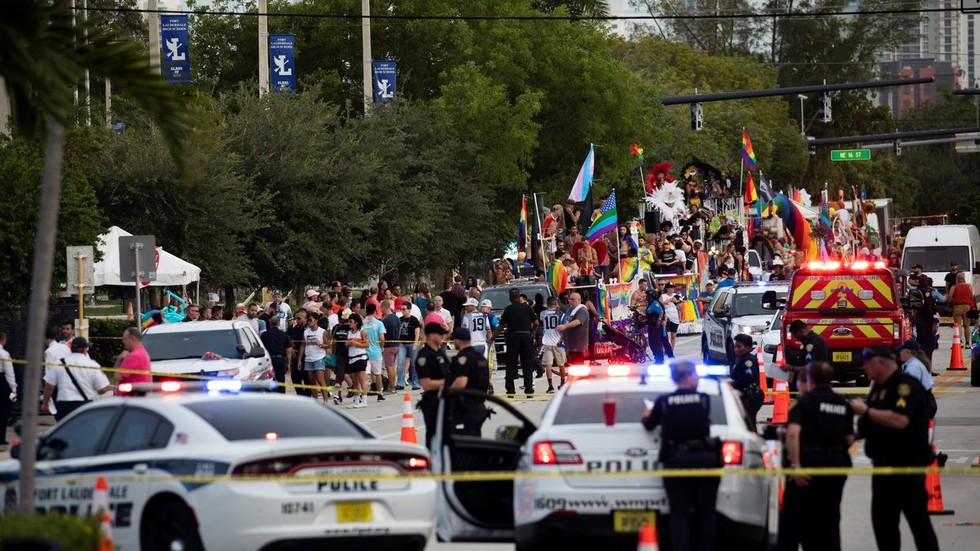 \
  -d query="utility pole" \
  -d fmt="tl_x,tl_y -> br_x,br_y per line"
82,0 -> 90,126
798,94 -> 807,138
105,77 -> 112,127
258,0 -> 269,96
148,0 -> 161,71
362,0 -> 373,115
